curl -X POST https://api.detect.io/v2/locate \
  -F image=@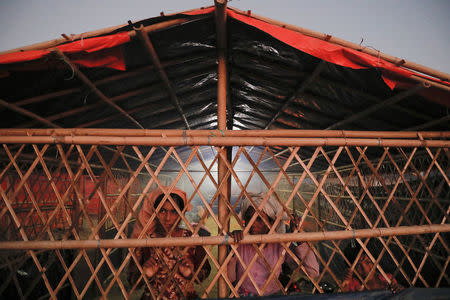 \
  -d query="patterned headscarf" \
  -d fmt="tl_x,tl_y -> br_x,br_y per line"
241,192 -> 288,233
131,186 -> 191,238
